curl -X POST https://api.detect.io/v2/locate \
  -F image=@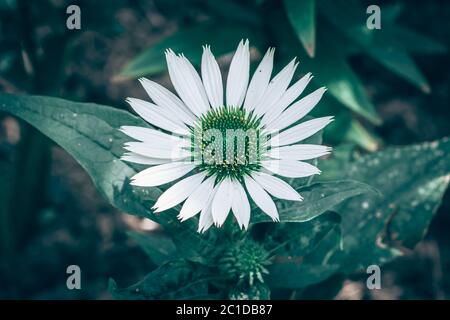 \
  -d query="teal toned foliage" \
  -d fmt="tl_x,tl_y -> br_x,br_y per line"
1,93 -> 448,299
119,0 -> 445,151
